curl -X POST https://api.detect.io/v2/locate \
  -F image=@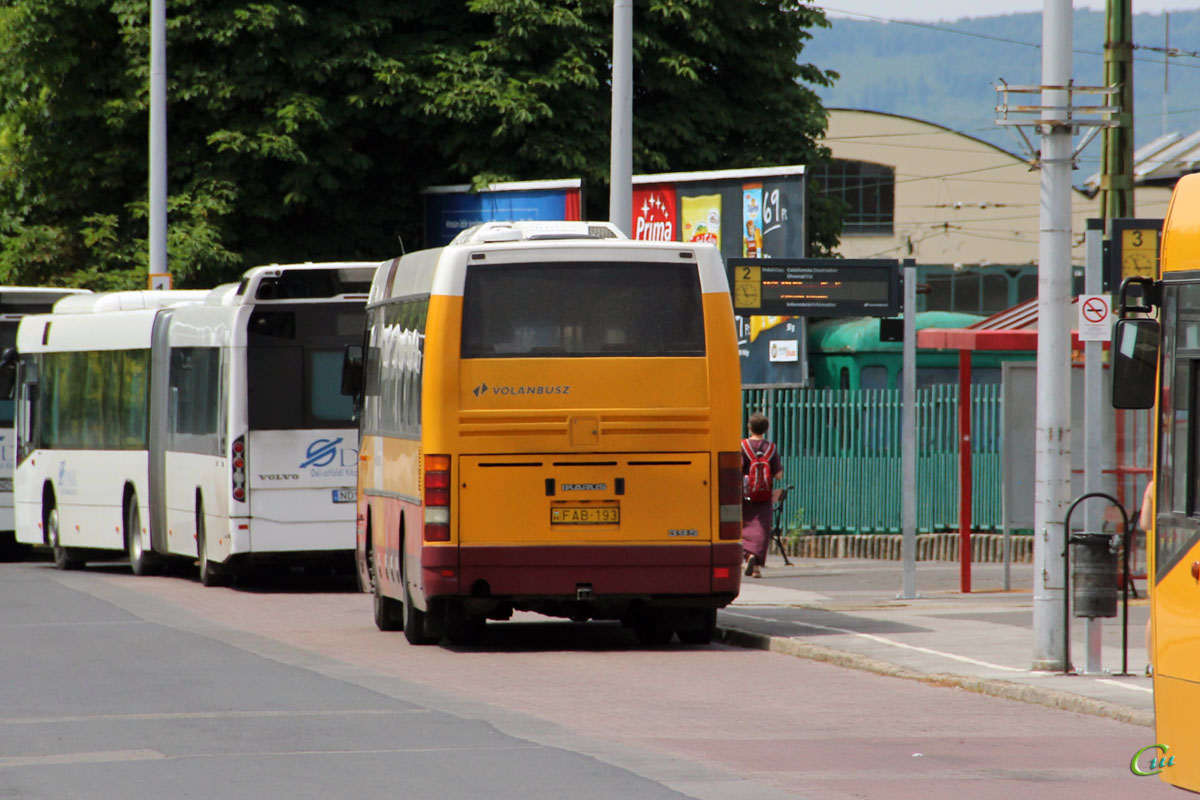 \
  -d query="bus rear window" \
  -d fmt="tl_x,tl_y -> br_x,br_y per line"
461,262 -> 705,358
247,306 -> 364,430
